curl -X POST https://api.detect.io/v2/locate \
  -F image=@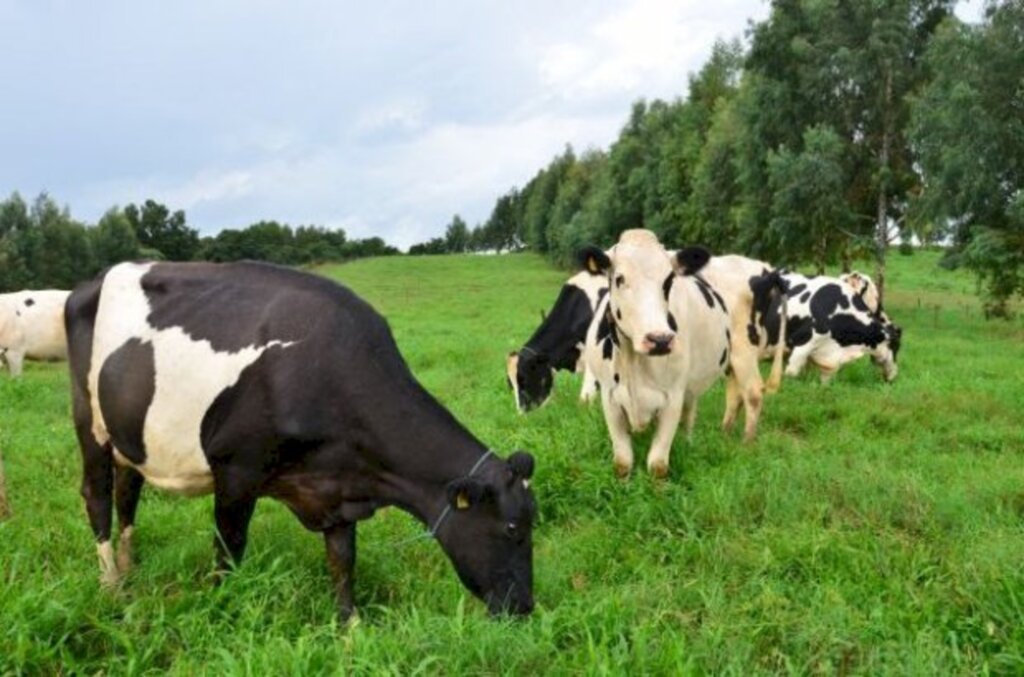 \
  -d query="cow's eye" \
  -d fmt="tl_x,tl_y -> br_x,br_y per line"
505,522 -> 520,538
615,274 -> 625,288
